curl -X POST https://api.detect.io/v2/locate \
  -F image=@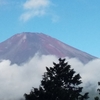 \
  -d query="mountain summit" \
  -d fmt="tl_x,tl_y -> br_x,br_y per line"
0,32 -> 96,64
